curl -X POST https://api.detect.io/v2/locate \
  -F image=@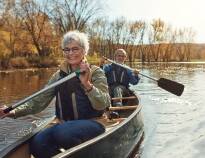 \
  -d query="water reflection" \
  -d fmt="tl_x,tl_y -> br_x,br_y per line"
0,68 -> 57,105
136,63 -> 205,158
0,63 -> 205,158
0,68 -> 57,151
